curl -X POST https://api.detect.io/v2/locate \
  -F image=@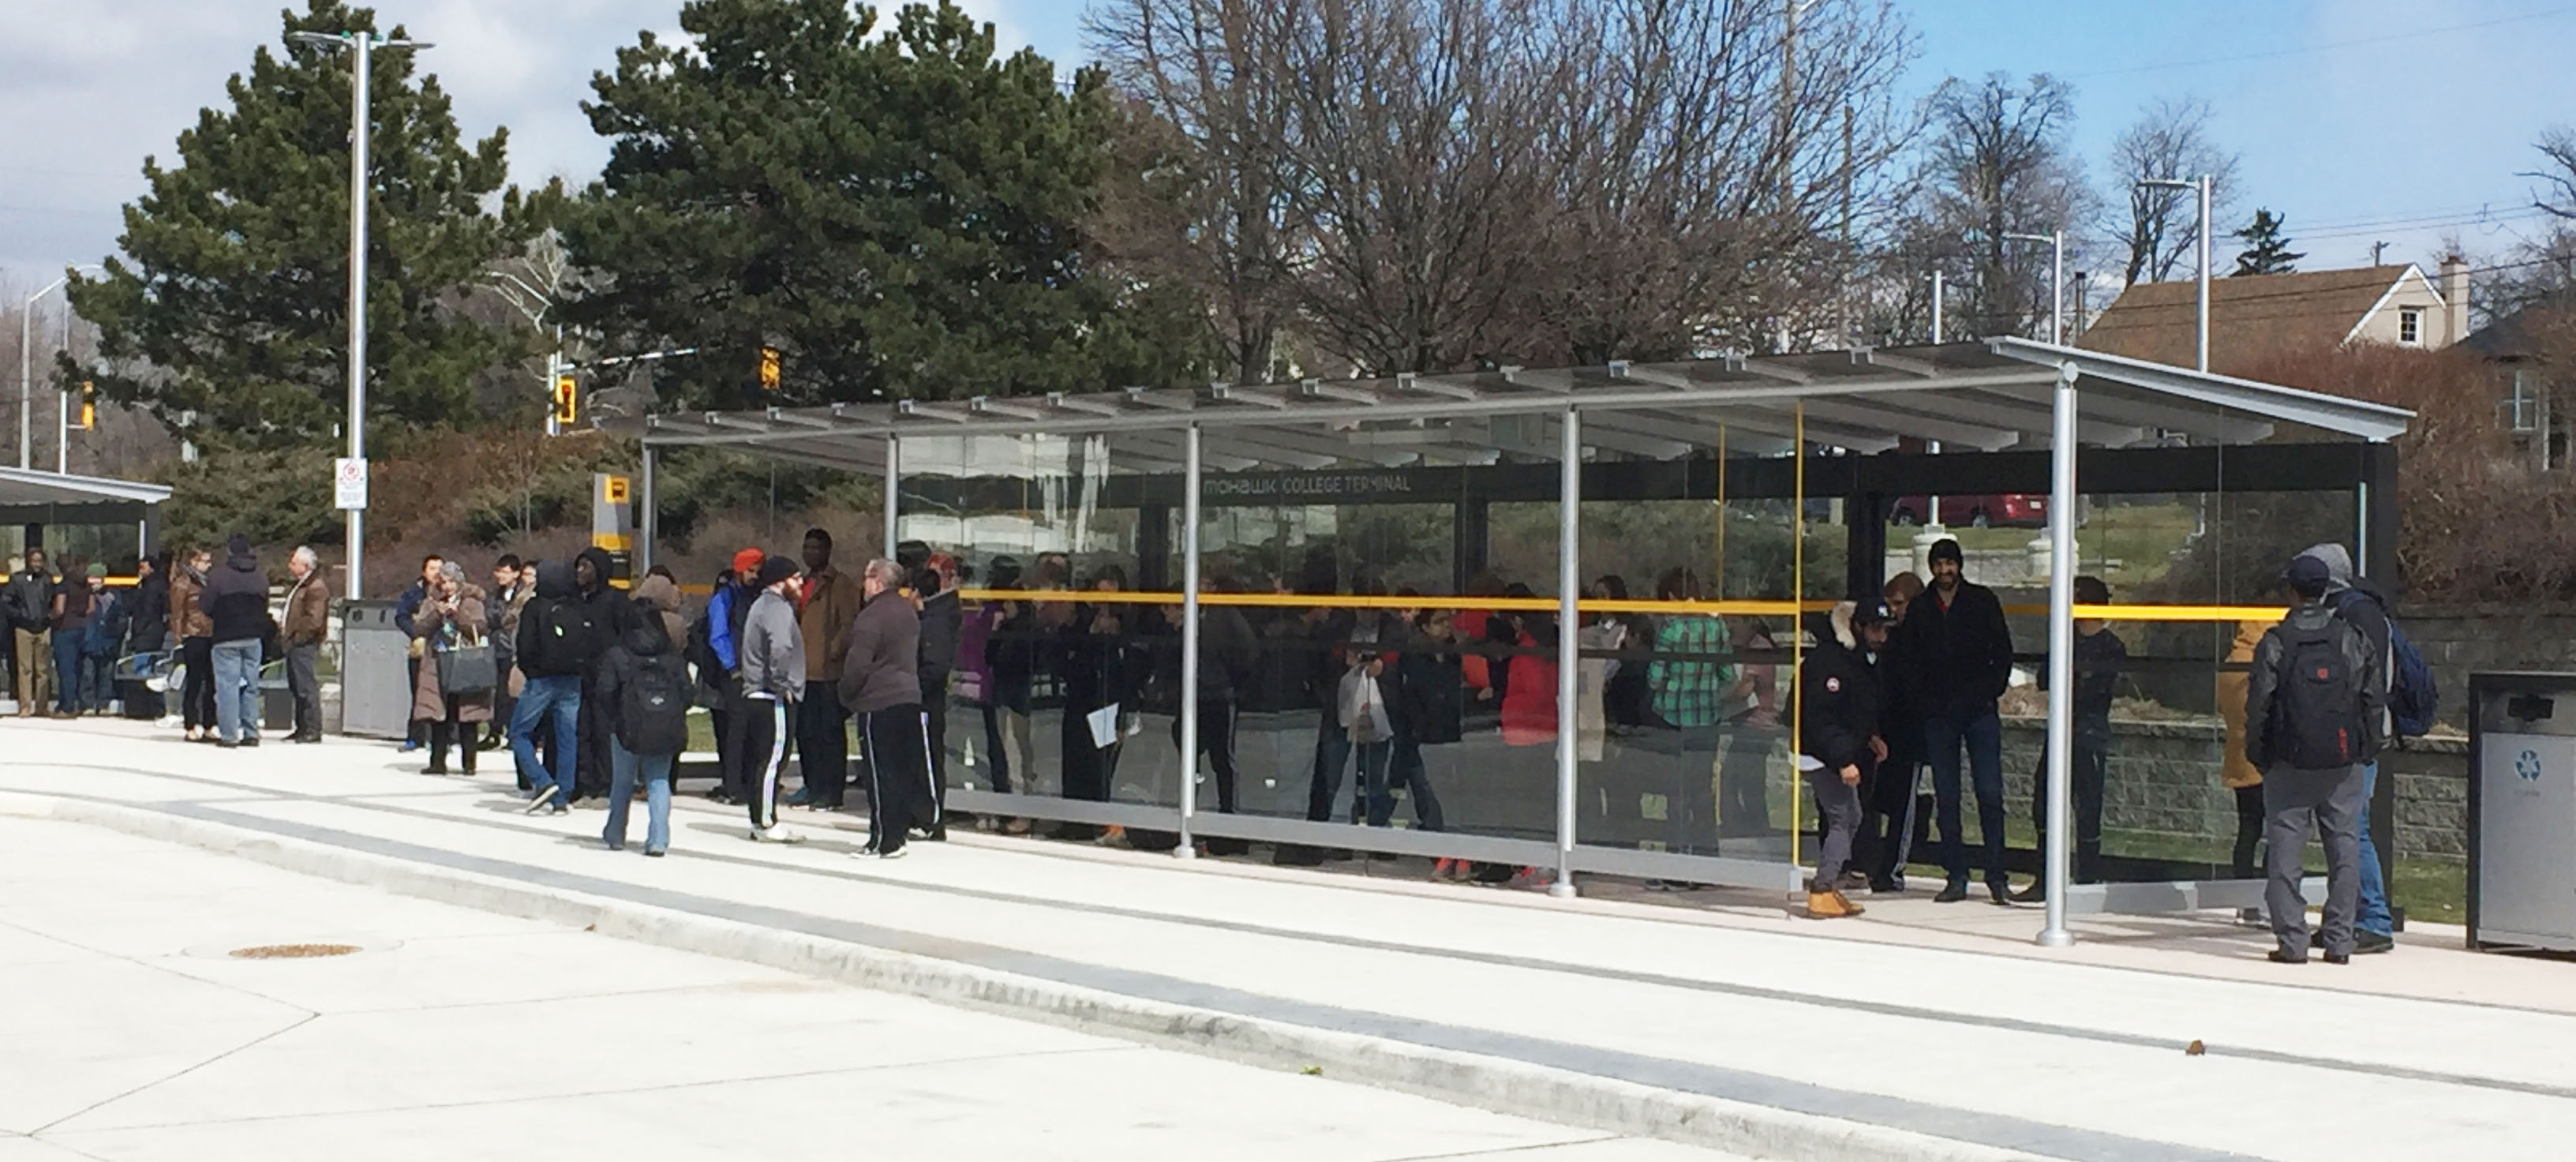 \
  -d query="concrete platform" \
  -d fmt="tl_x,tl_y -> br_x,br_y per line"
2,718 -> 2570,1160
0,814 -> 1746,1162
